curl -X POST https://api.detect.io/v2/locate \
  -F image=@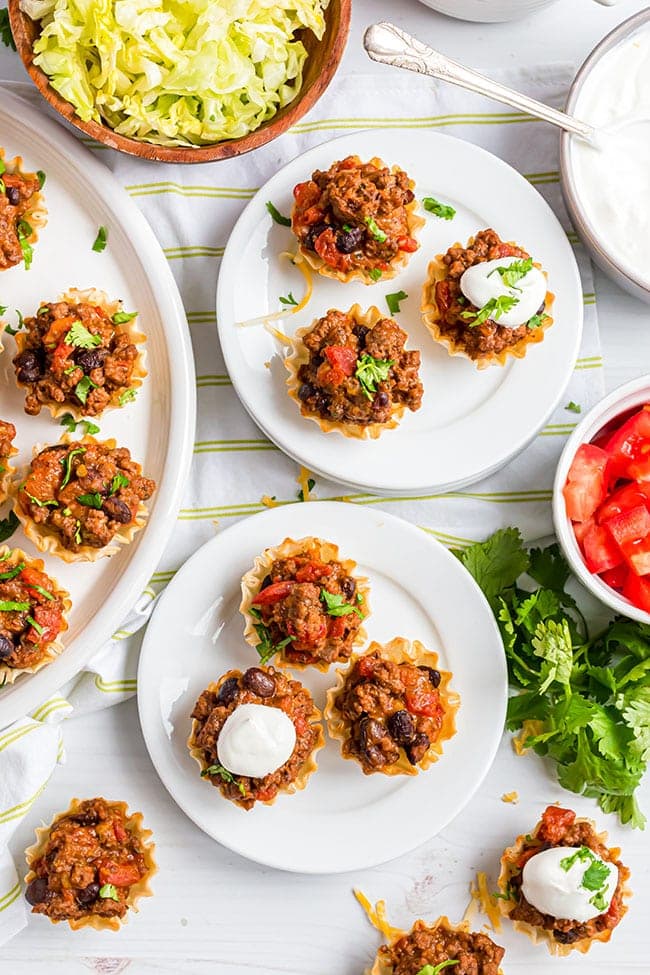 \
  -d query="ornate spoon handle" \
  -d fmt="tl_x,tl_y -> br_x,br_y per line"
363,22 -> 596,144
